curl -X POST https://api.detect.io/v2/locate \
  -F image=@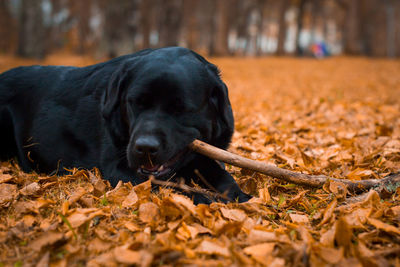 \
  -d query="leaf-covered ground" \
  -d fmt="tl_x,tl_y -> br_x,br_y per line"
0,55 -> 400,266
